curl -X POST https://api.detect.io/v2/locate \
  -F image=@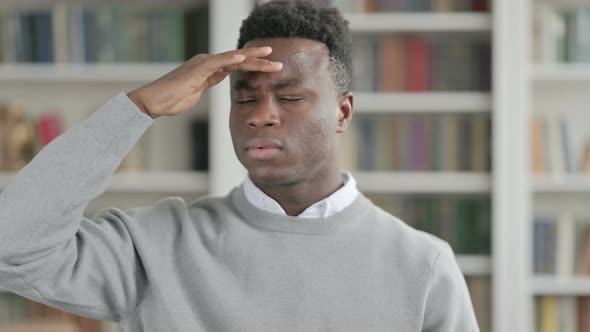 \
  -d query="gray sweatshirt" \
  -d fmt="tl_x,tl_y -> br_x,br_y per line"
0,93 -> 479,331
